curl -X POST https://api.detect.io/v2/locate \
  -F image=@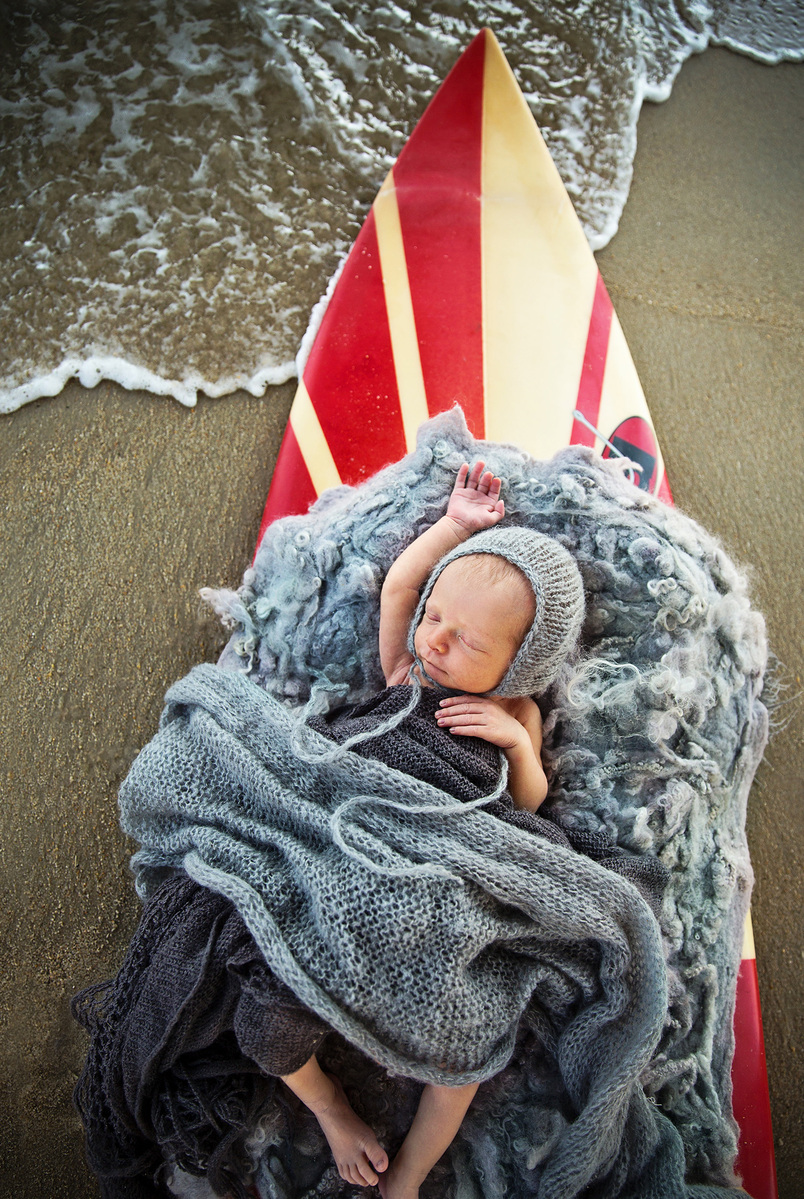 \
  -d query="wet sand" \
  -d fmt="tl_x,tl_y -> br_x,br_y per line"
0,46 -> 801,1198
